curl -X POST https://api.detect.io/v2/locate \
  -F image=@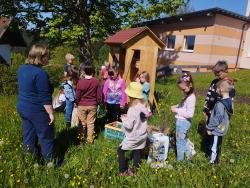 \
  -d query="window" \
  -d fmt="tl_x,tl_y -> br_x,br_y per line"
166,35 -> 176,49
184,35 -> 195,51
